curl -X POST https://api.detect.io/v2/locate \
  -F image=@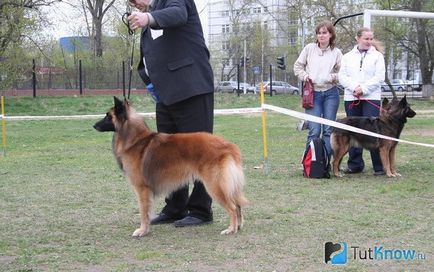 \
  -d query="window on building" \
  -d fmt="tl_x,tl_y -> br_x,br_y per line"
222,24 -> 230,33
222,41 -> 230,50
253,7 -> 261,14
393,70 -> 402,79
222,10 -> 229,17
289,36 -> 297,45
